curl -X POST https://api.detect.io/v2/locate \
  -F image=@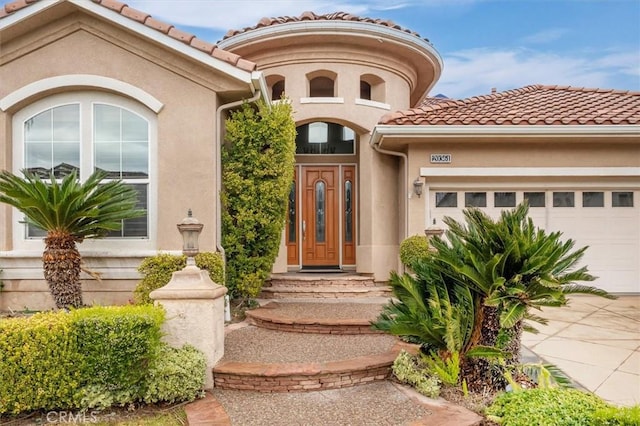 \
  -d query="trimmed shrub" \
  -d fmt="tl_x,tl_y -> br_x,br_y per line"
143,344 -> 206,404
71,306 -> 164,408
134,252 -> 224,304
593,405 -> 640,425
0,311 -> 82,414
485,388 -> 611,425
222,100 -> 296,298
0,305 -> 164,414
399,234 -> 430,269
392,350 -> 440,398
